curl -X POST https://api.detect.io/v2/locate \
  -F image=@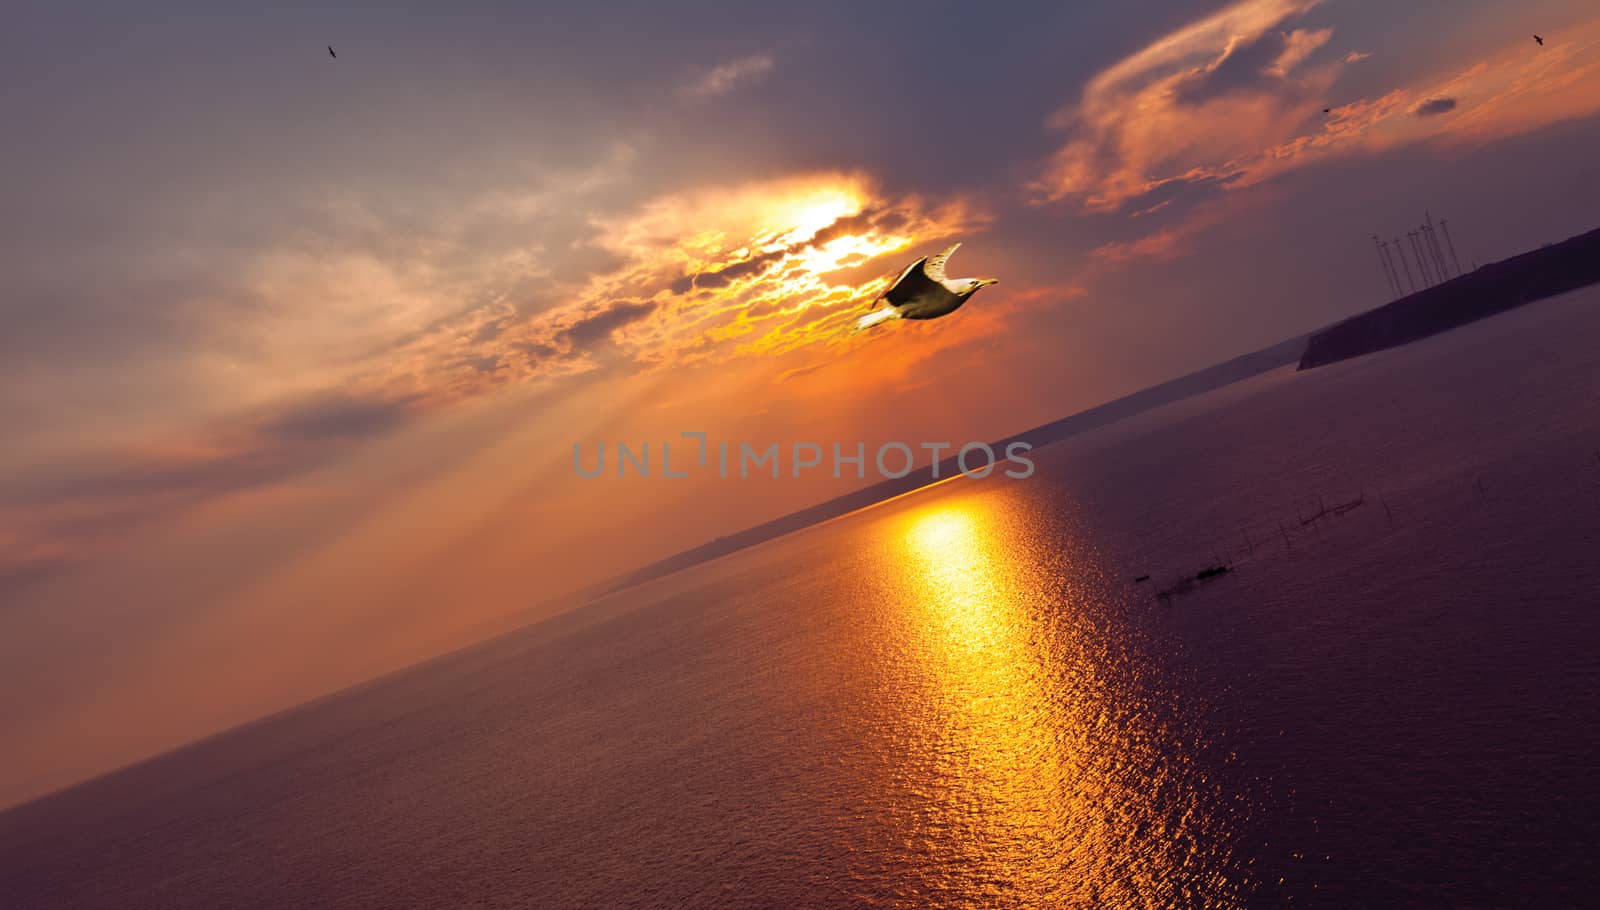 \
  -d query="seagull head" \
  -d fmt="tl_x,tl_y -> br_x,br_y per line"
958,277 -> 1000,297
